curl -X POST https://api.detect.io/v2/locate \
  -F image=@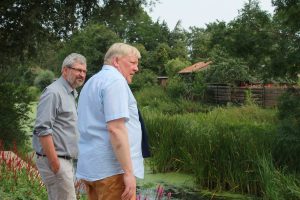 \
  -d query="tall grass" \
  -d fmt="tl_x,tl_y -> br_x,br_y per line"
258,155 -> 300,200
142,104 -> 300,198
